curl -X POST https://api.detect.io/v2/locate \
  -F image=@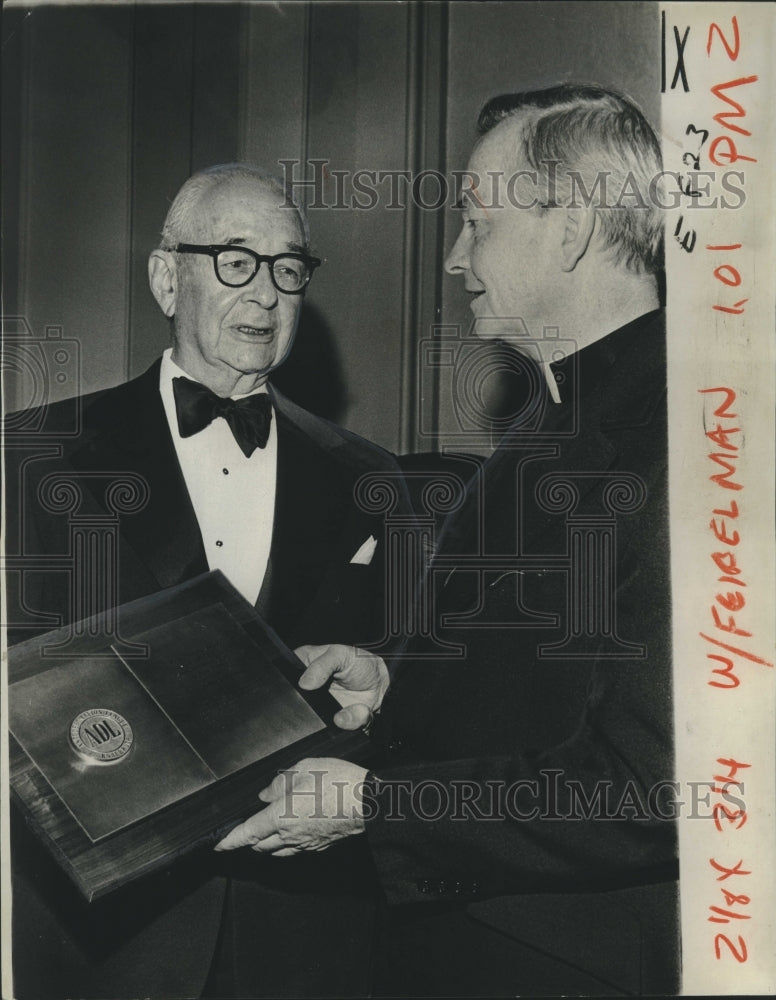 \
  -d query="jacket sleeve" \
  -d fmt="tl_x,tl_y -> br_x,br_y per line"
363,448 -> 677,906
363,646 -> 676,906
